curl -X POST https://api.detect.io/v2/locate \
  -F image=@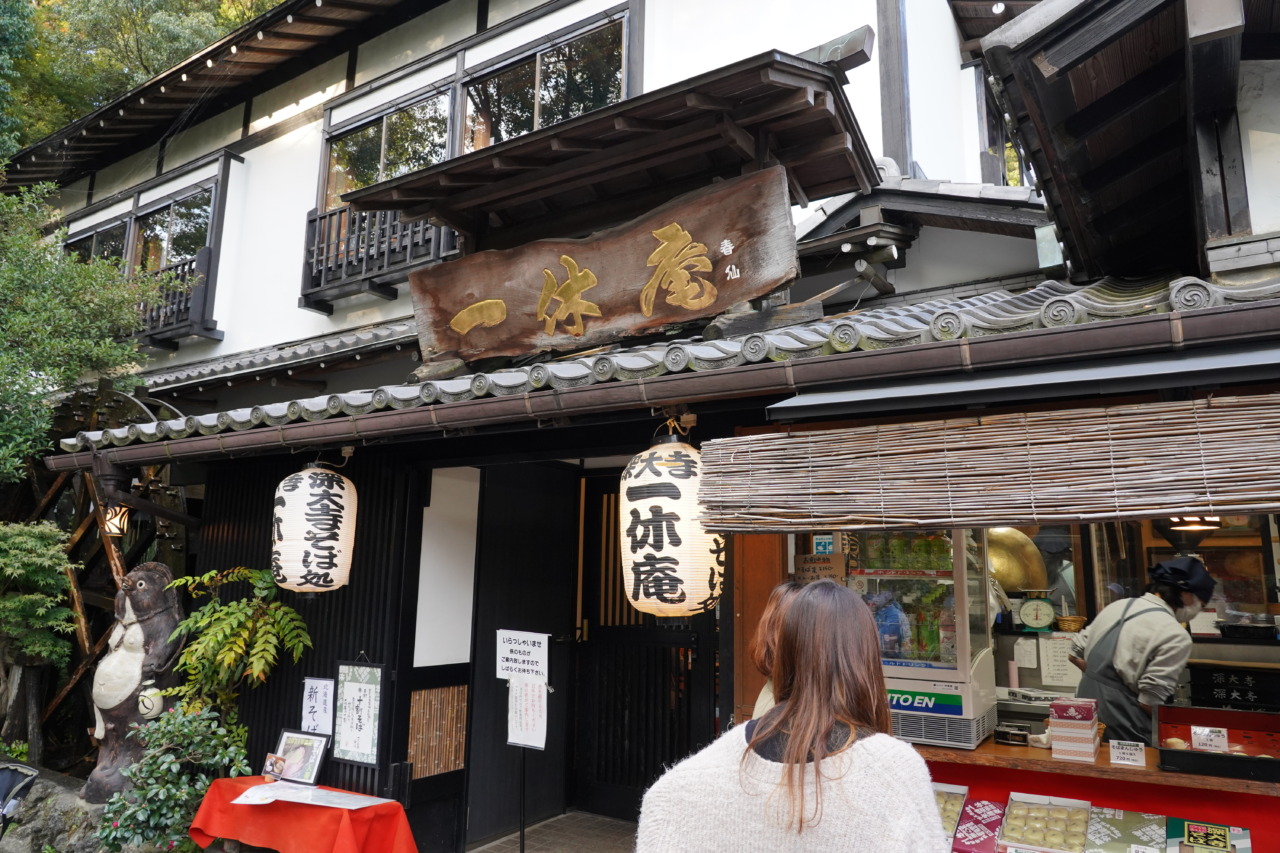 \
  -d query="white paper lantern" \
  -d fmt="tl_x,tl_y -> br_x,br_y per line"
619,434 -> 725,616
272,465 -> 358,592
